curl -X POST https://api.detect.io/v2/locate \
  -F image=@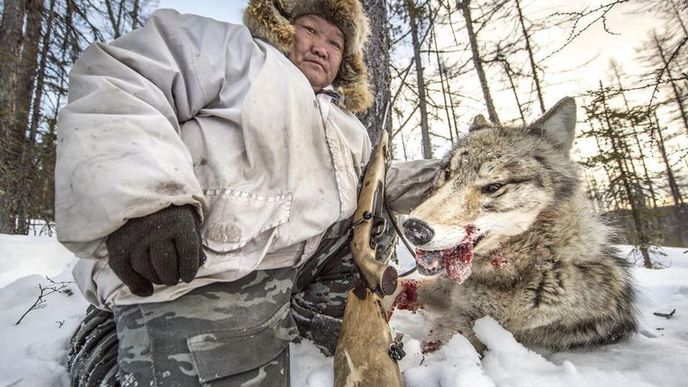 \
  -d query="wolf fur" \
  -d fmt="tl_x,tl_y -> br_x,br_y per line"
399,97 -> 637,352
